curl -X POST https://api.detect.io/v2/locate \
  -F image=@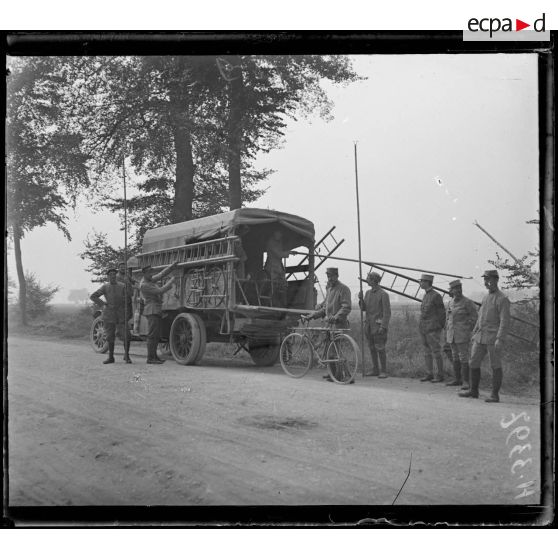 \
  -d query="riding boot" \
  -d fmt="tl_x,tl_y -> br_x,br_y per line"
446,359 -> 462,386
431,355 -> 445,383
485,368 -> 503,403
420,354 -> 434,381
124,339 -> 132,364
459,367 -> 480,398
366,350 -> 380,376
378,350 -> 388,378
103,342 -> 115,364
460,362 -> 470,390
